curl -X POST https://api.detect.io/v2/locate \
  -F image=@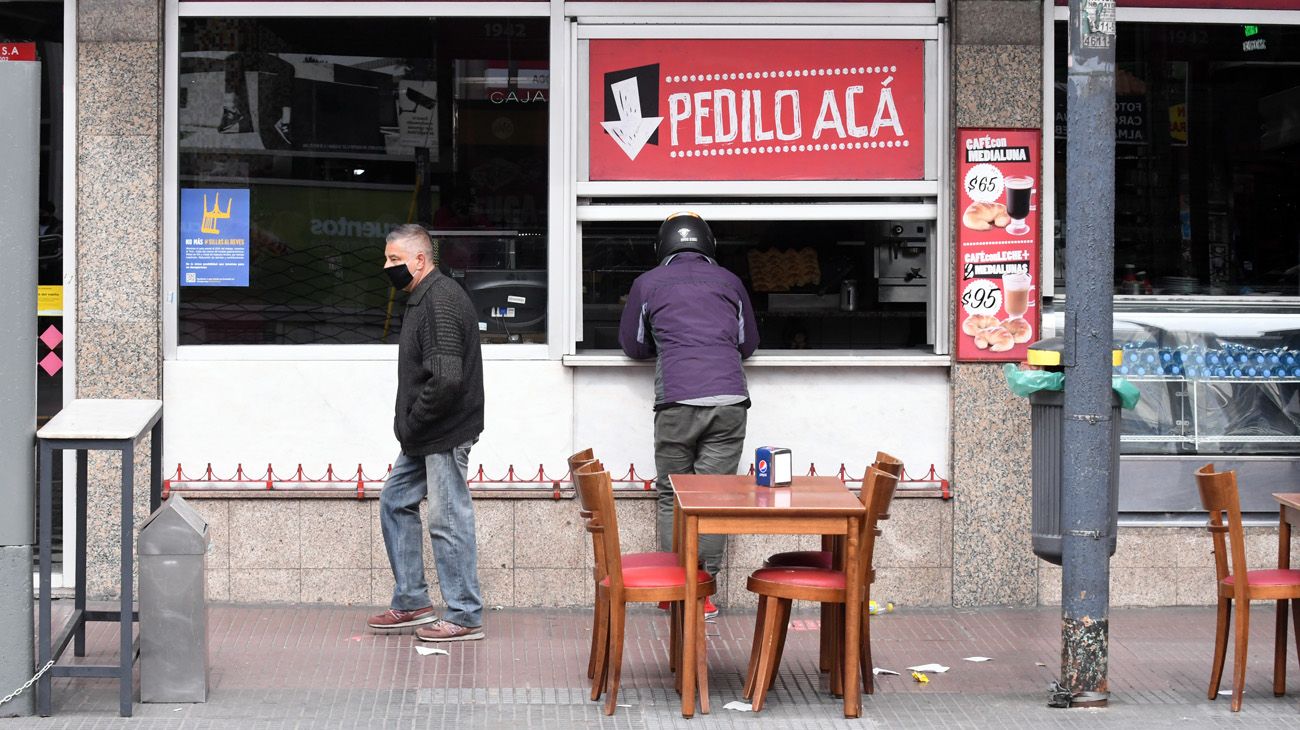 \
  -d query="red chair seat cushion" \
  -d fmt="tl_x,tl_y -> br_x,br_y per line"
765,550 -> 834,570
601,565 -> 713,589
749,567 -> 846,590
622,551 -> 679,569
1222,569 -> 1300,587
